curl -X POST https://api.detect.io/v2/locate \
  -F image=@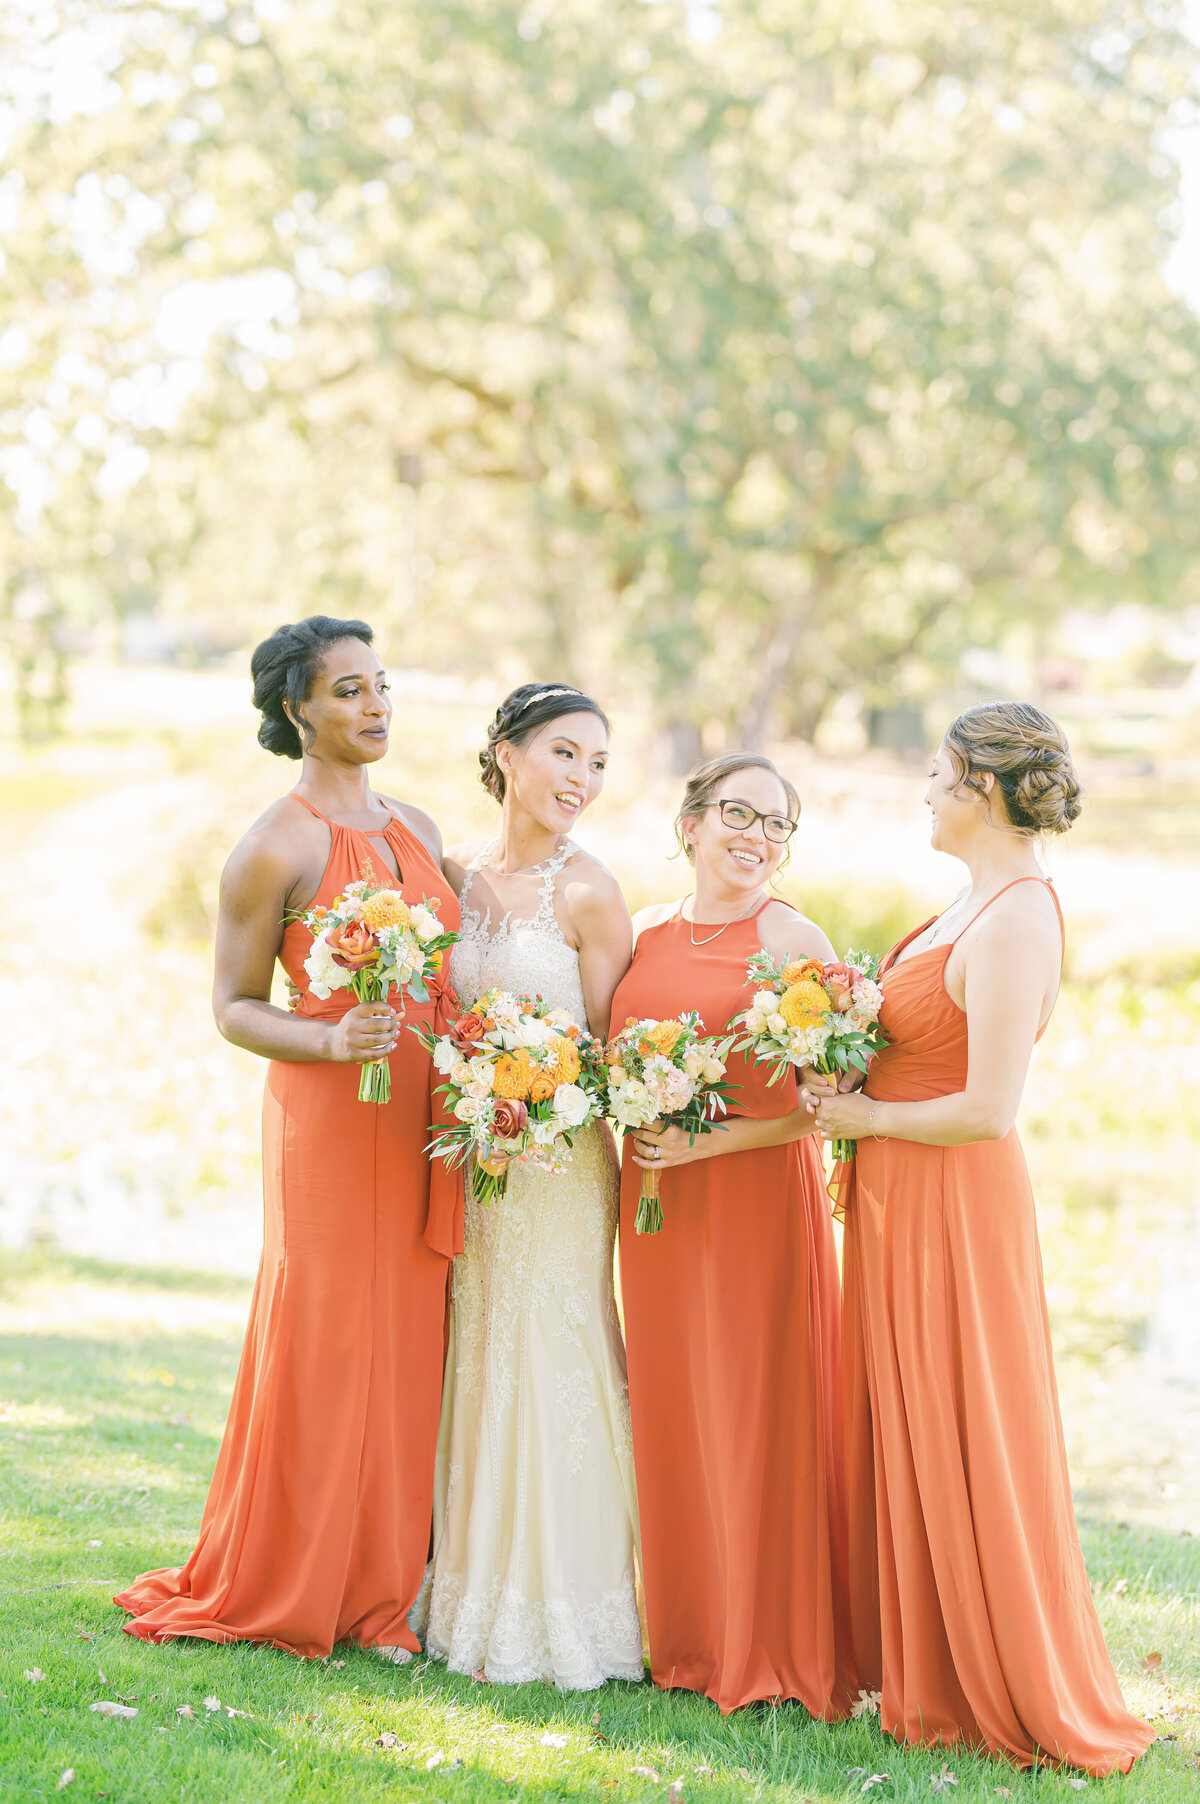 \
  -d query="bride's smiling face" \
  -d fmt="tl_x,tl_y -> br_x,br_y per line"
498,710 -> 610,833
